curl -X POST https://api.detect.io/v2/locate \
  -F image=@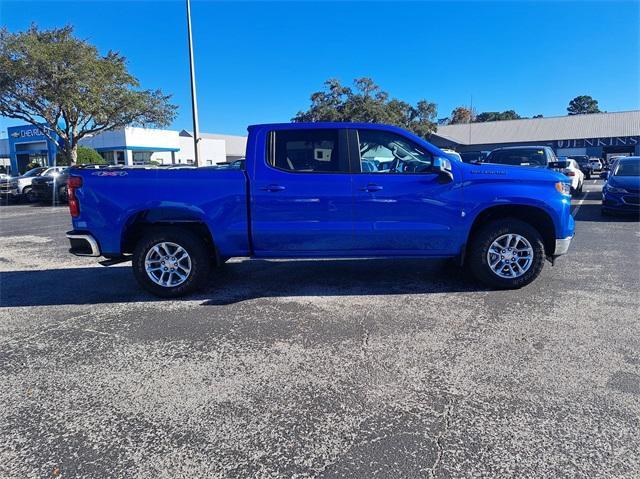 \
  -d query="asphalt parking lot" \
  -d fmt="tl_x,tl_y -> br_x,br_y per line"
1,179 -> 639,478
